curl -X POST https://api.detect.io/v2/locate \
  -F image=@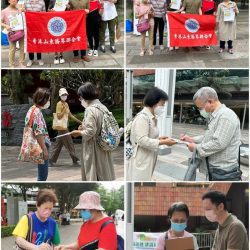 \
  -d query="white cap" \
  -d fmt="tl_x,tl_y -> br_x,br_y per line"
59,88 -> 68,97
